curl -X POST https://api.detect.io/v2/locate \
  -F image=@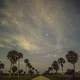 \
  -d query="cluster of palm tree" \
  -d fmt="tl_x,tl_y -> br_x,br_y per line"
44,50 -> 79,75
24,59 -> 39,75
7,50 -> 23,80
0,50 -> 79,80
5,50 -> 39,80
